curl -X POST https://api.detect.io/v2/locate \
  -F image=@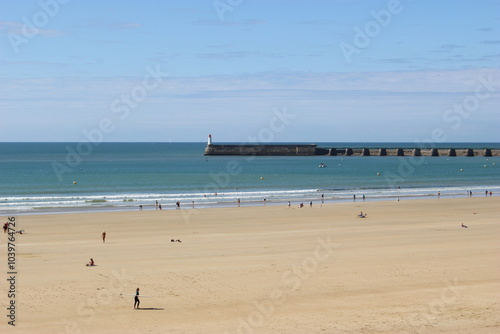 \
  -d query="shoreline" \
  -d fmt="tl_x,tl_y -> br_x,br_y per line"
3,190 -> 497,216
